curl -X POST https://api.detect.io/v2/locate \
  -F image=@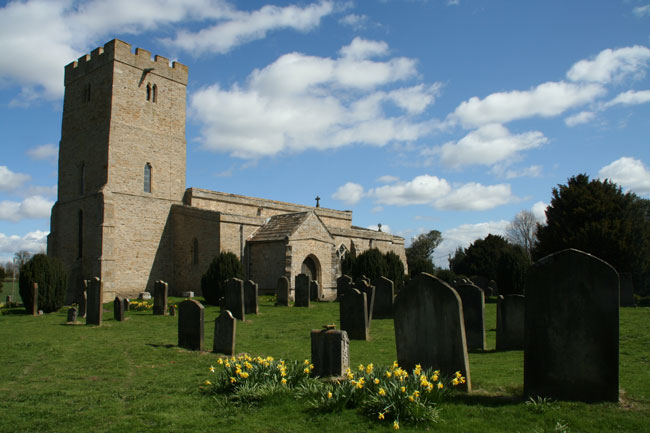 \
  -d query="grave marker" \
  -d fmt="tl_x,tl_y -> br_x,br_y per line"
619,272 -> 635,307
496,295 -> 525,350
67,307 -> 78,323
455,283 -> 486,351
356,279 -> 375,324
311,328 -> 350,377
372,276 -> 394,319
224,278 -> 245,321
336,275 -> 353,301
178,299 -> 205,351
276,276 -> 290,306
339,289 -> 368,340
86,277 -> 103,326
244,280 -> 259,315
295,273 -> 310,307
153,280 -> 168,315
114,296 -> 125,322
310,280 -> 320,302
213,310 -> 236,356
29,282 -> 38,316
